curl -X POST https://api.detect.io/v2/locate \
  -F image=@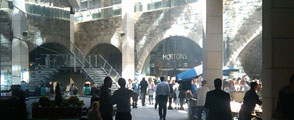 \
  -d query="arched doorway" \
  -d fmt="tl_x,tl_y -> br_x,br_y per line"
88,43 -> 122,74
142,36 -> 202,77
29,42 -> 69,69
